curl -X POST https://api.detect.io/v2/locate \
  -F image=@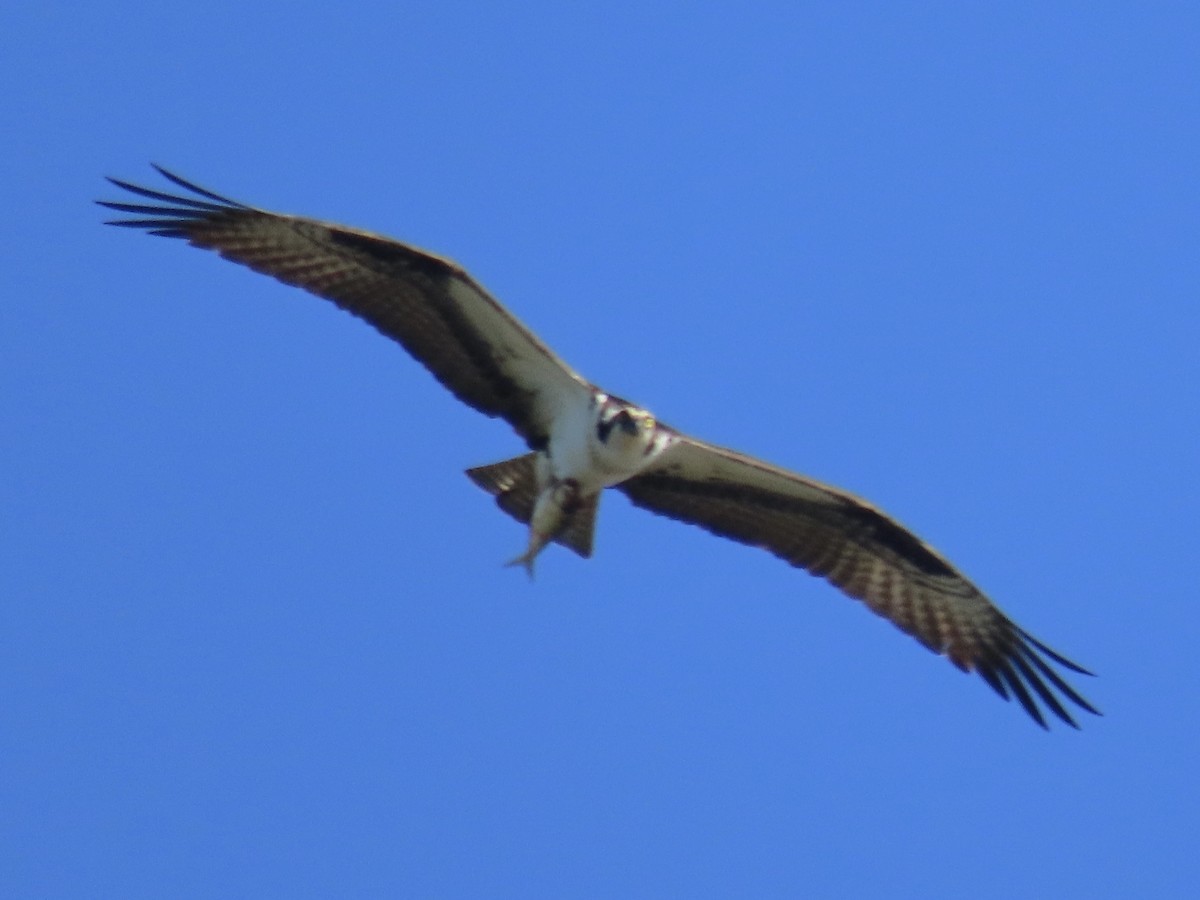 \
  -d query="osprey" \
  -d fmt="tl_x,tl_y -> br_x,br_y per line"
99,166 -> 1100,729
